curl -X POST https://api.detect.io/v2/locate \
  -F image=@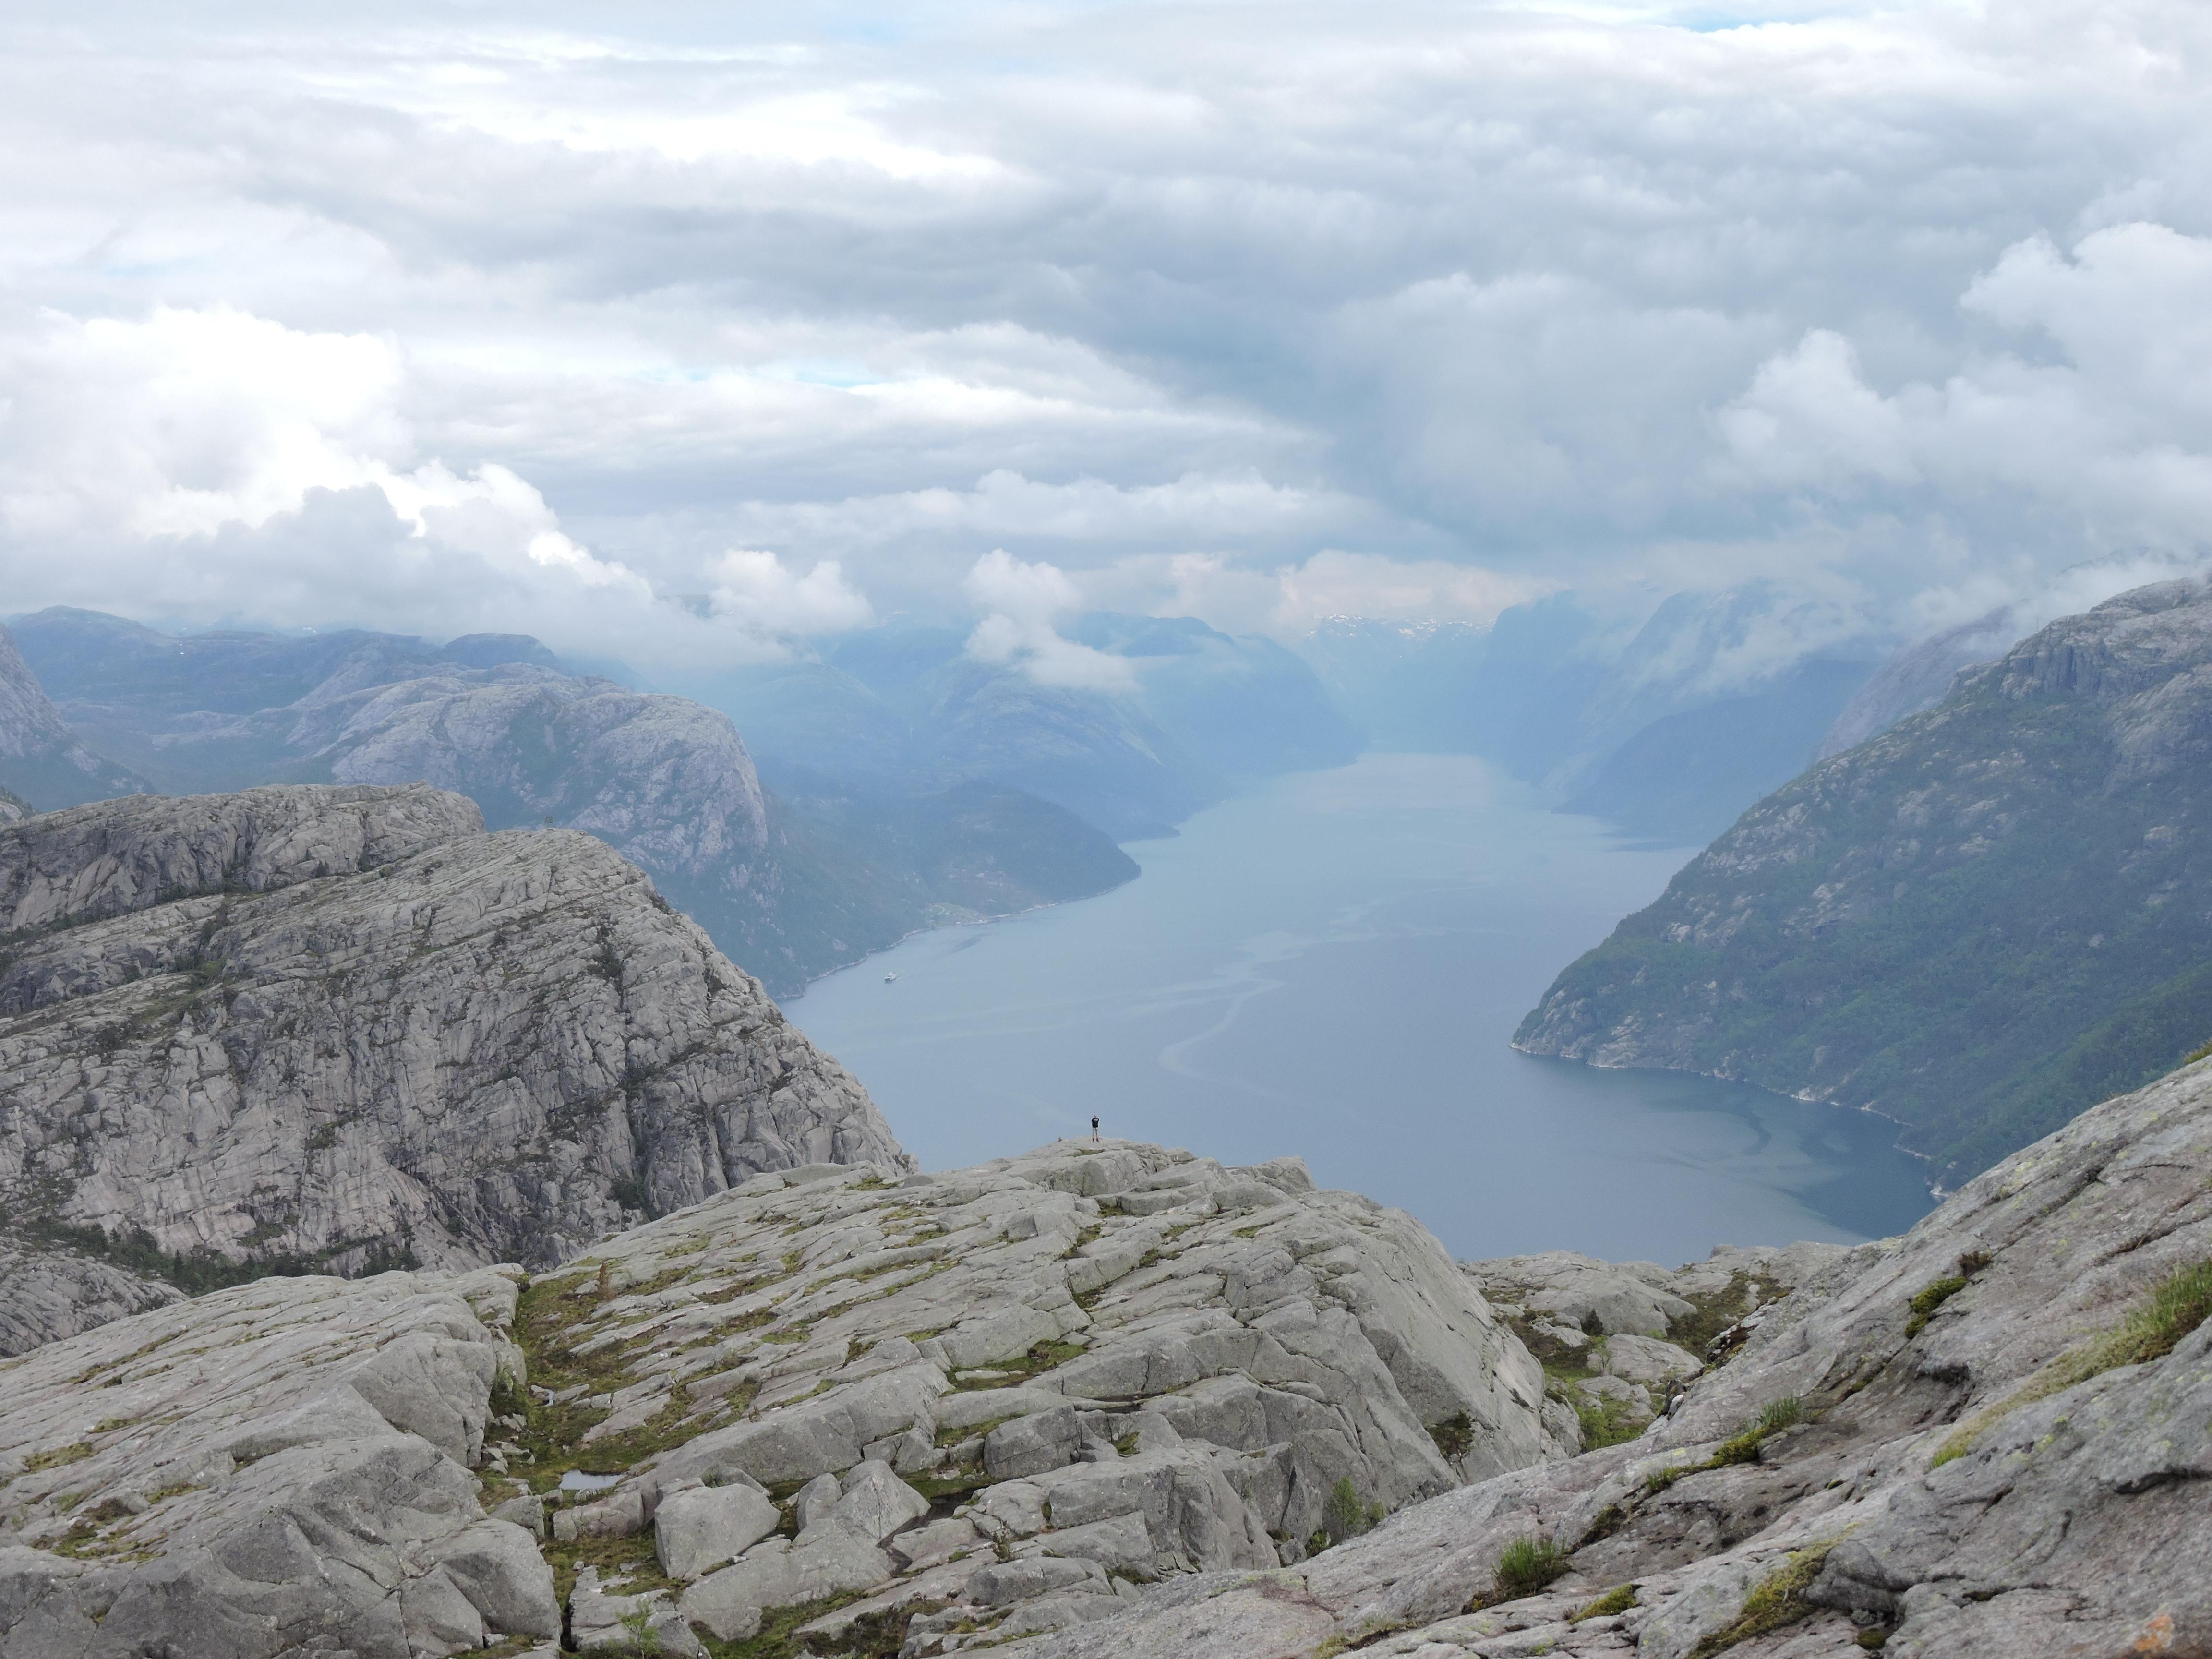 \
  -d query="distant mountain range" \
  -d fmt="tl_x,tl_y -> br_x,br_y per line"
1299,589 -> 1883,844
2,609 -> 1148,990
1518,577 -> 2212,1183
